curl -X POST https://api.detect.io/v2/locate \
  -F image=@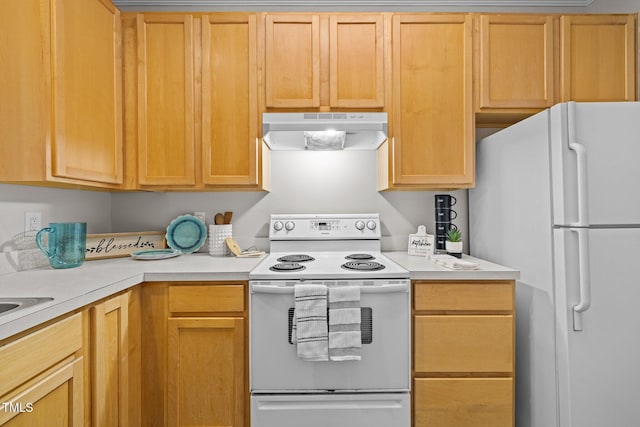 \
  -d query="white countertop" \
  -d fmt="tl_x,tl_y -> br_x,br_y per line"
385,251 -> 520,281
0,251 -> 518,342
